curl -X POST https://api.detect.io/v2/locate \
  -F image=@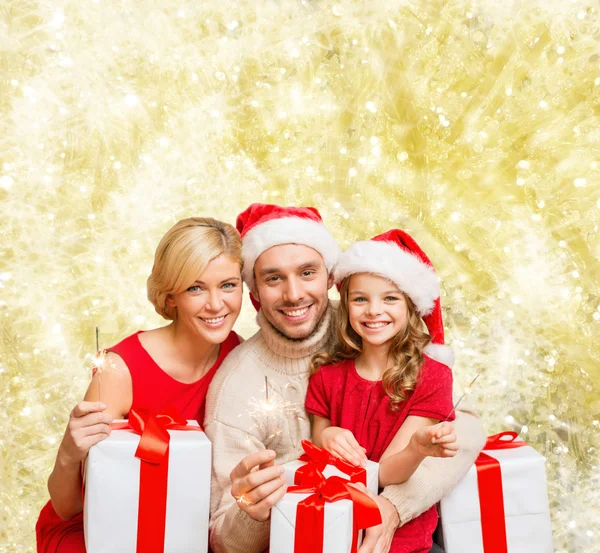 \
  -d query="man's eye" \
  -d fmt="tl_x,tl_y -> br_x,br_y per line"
266,276 -> 281,283
302,271 -> 315,277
